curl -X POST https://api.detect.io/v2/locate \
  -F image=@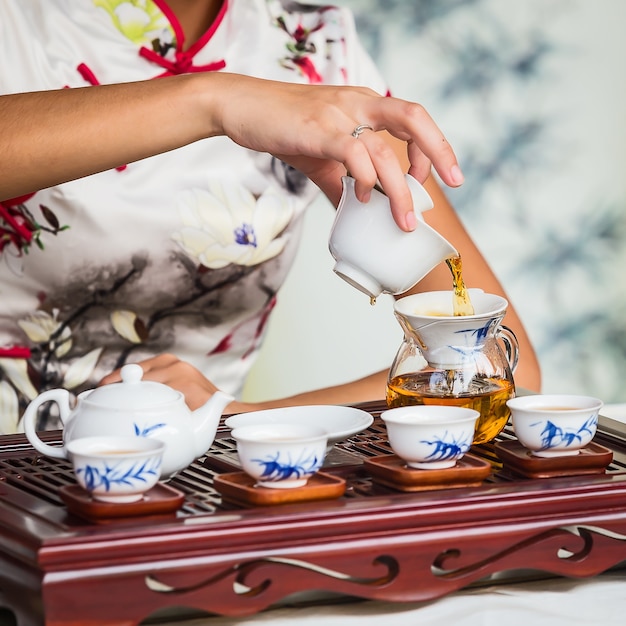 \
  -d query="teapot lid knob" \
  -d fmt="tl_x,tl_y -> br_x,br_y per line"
121,363 -> 144,384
